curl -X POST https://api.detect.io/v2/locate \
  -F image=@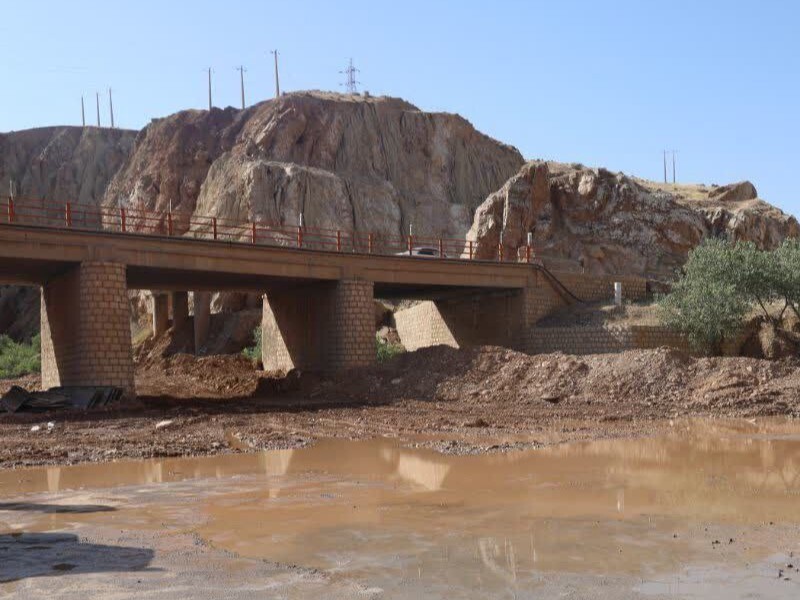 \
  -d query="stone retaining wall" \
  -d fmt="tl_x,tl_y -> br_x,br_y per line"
529,325 -> 692,355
